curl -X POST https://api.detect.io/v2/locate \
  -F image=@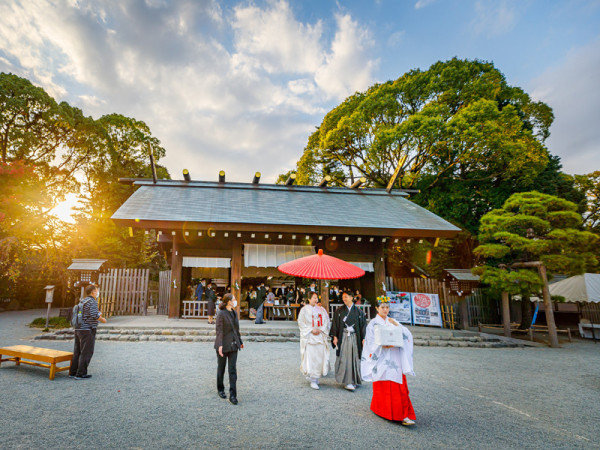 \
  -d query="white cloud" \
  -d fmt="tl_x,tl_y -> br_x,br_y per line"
415,0 -> 437,9
0,0 -> 377,183
471,0 -> 516,37
530,38 -> 600,175
315,13 -> 378,100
